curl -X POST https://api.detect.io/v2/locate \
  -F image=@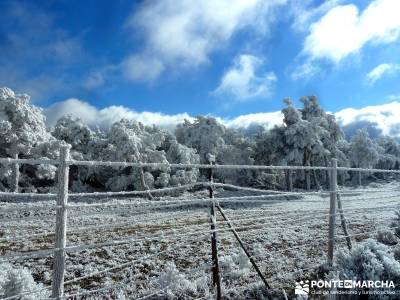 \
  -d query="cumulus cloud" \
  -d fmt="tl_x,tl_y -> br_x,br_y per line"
365,63 -> 400,85
290,0 -> 342,32
121,54 -> 165,83
302,0 -> 400,63
290,61 -> 321,81
213,55 -> 277,100
335,101 -> 400,137
221,111 -> 283,132
45,99 -> 193,131
44,97 -> 283,132
122,0 -> 286,82
44,97 -> 400,139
